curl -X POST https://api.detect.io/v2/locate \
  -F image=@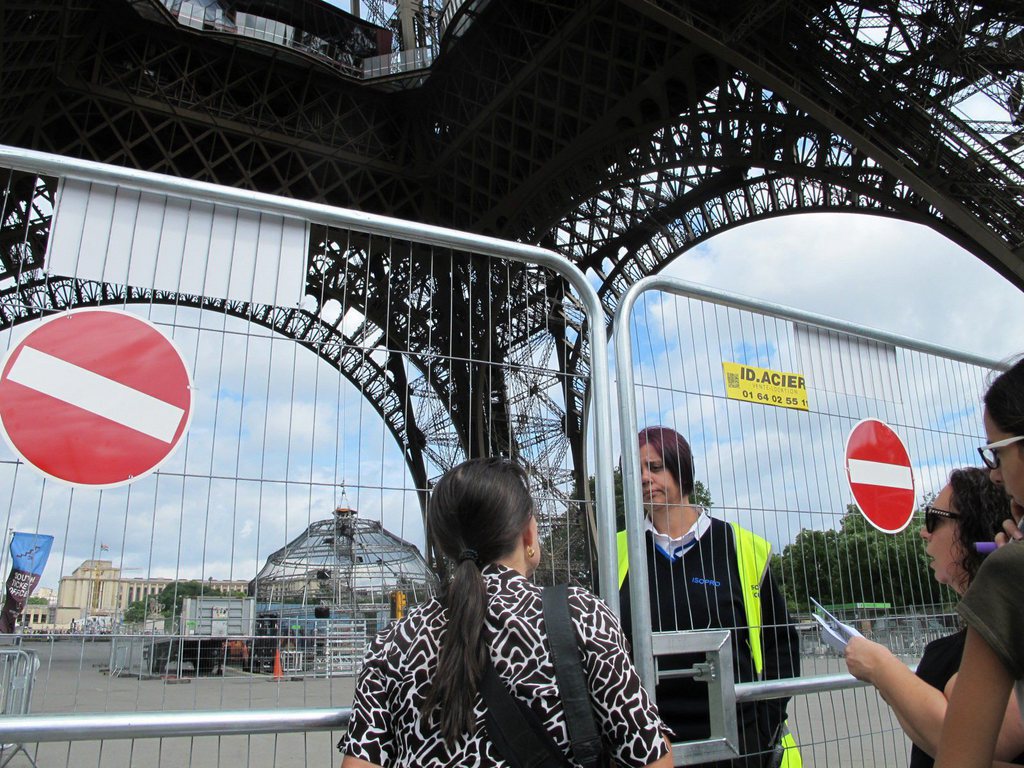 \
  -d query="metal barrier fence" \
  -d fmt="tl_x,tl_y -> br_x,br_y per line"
107,627 -> 368,678
0,145 -> 617,767
614,275 -> 1004,766
0,145 -> 1011,767
0,647 -> 37,768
